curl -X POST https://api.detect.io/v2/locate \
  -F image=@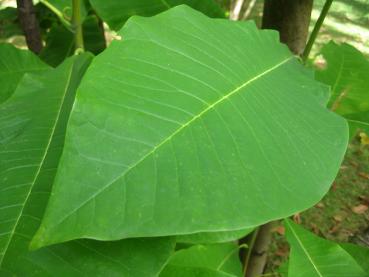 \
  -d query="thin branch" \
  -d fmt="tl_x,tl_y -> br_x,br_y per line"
16,0 -> 43,54
72,0 -> 84,52
243,228 -> 259,276
39,0 -> 73,31
302,0 -> 334,63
